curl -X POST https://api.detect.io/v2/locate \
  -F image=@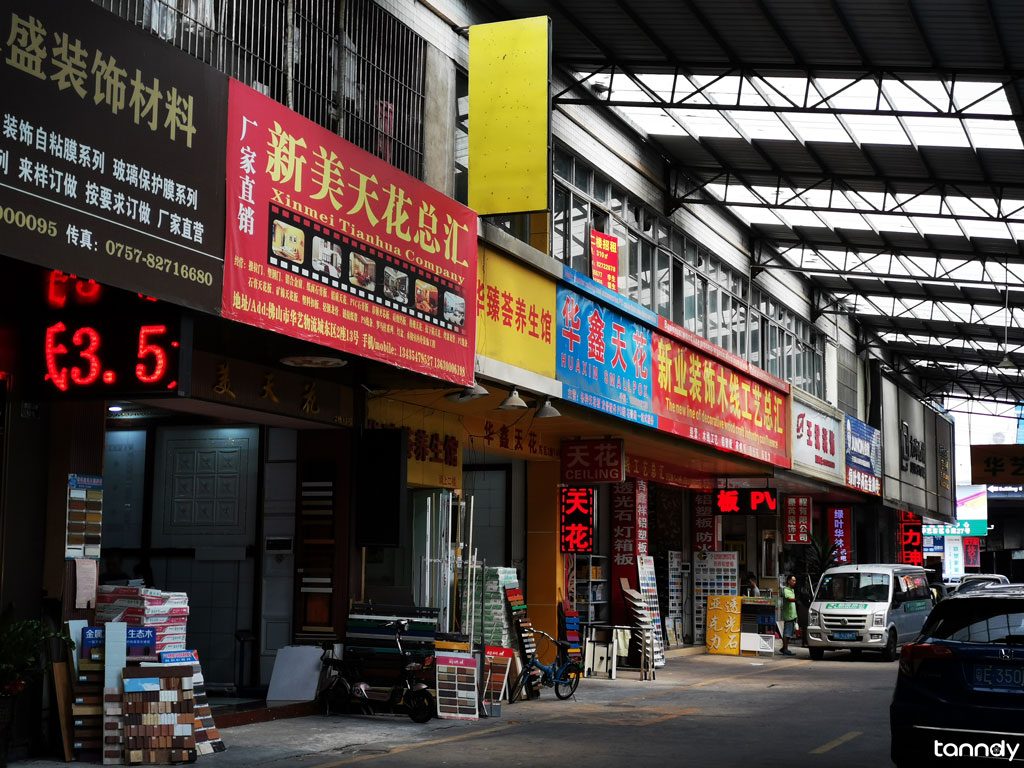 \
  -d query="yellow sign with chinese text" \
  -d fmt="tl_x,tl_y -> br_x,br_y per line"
706,595 -> 741,656
468,17 -> 551,215
368,400 -> 462,489
477,246 -> 556,378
